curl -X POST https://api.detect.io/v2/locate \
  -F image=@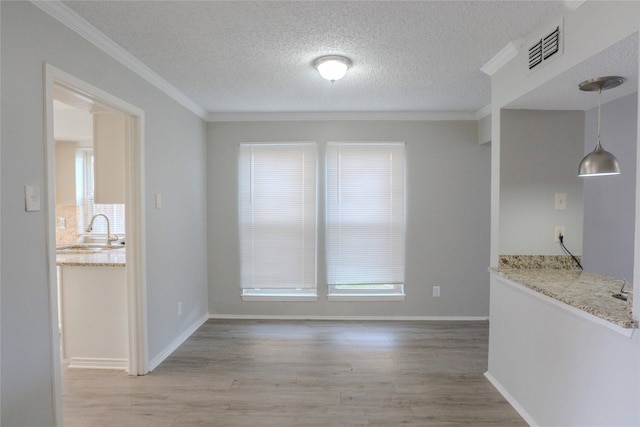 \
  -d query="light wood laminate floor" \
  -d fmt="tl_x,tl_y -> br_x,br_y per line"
62,320 -> 526,426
